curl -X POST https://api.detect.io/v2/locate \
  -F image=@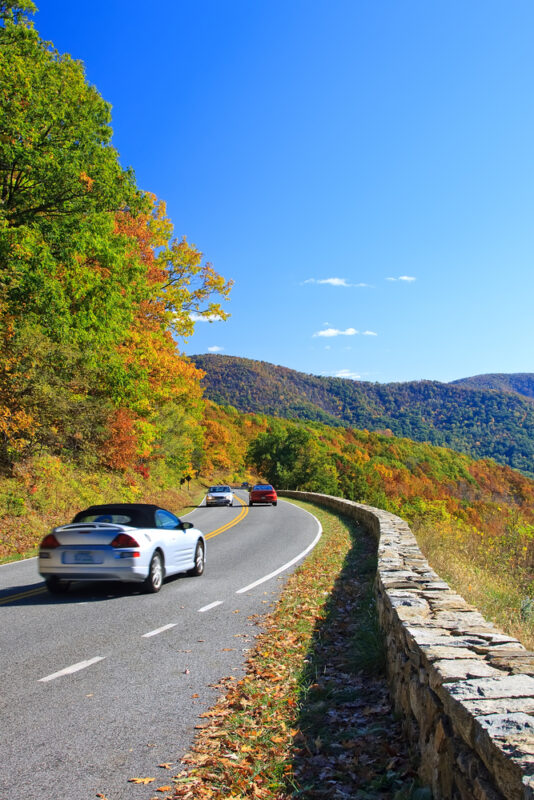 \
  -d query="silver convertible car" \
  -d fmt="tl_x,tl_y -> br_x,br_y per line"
38,503 -> 206,594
